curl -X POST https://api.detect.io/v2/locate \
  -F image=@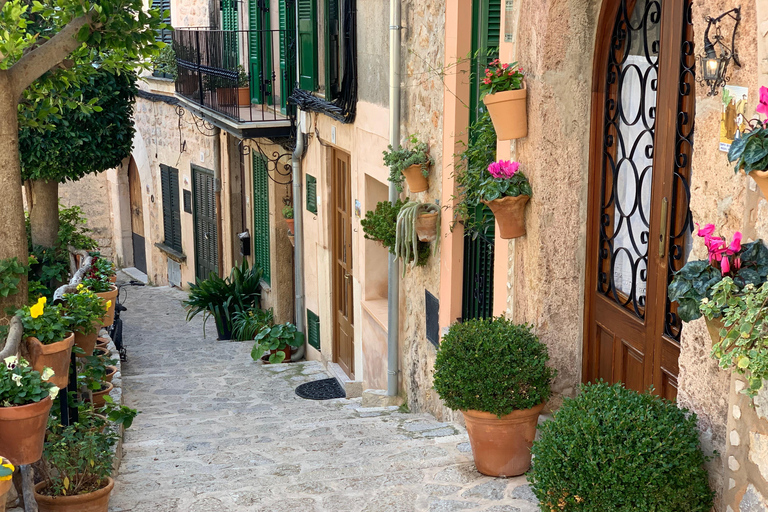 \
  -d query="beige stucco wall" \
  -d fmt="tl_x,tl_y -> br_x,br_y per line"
59,172 -> 116,260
